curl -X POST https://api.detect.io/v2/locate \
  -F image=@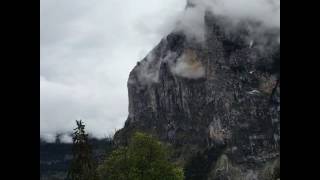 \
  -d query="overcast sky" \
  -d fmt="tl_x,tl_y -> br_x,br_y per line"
40,0 -> 279,142
40,0 -> 186,142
